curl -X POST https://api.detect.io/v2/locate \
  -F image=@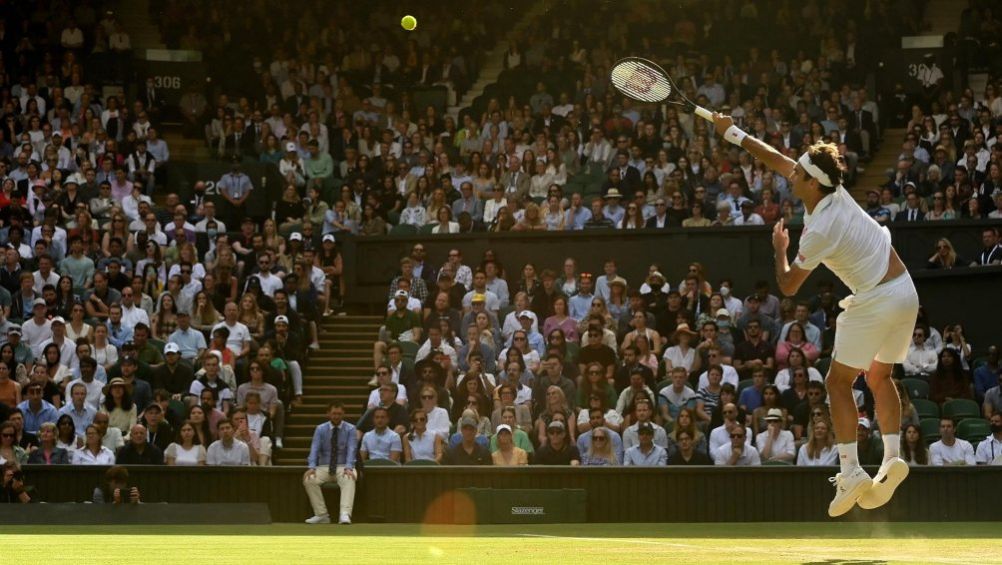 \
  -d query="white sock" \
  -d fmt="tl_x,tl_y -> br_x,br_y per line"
838,442 -> 860,474
882,433 -> 900,462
